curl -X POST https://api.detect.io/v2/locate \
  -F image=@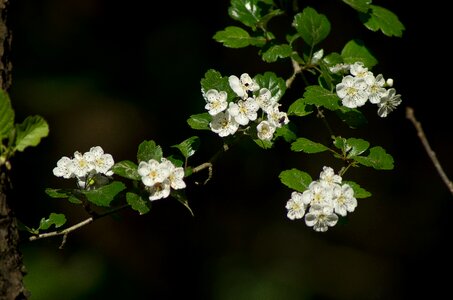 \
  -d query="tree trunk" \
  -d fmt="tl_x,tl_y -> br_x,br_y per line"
0,0 -> 29,299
